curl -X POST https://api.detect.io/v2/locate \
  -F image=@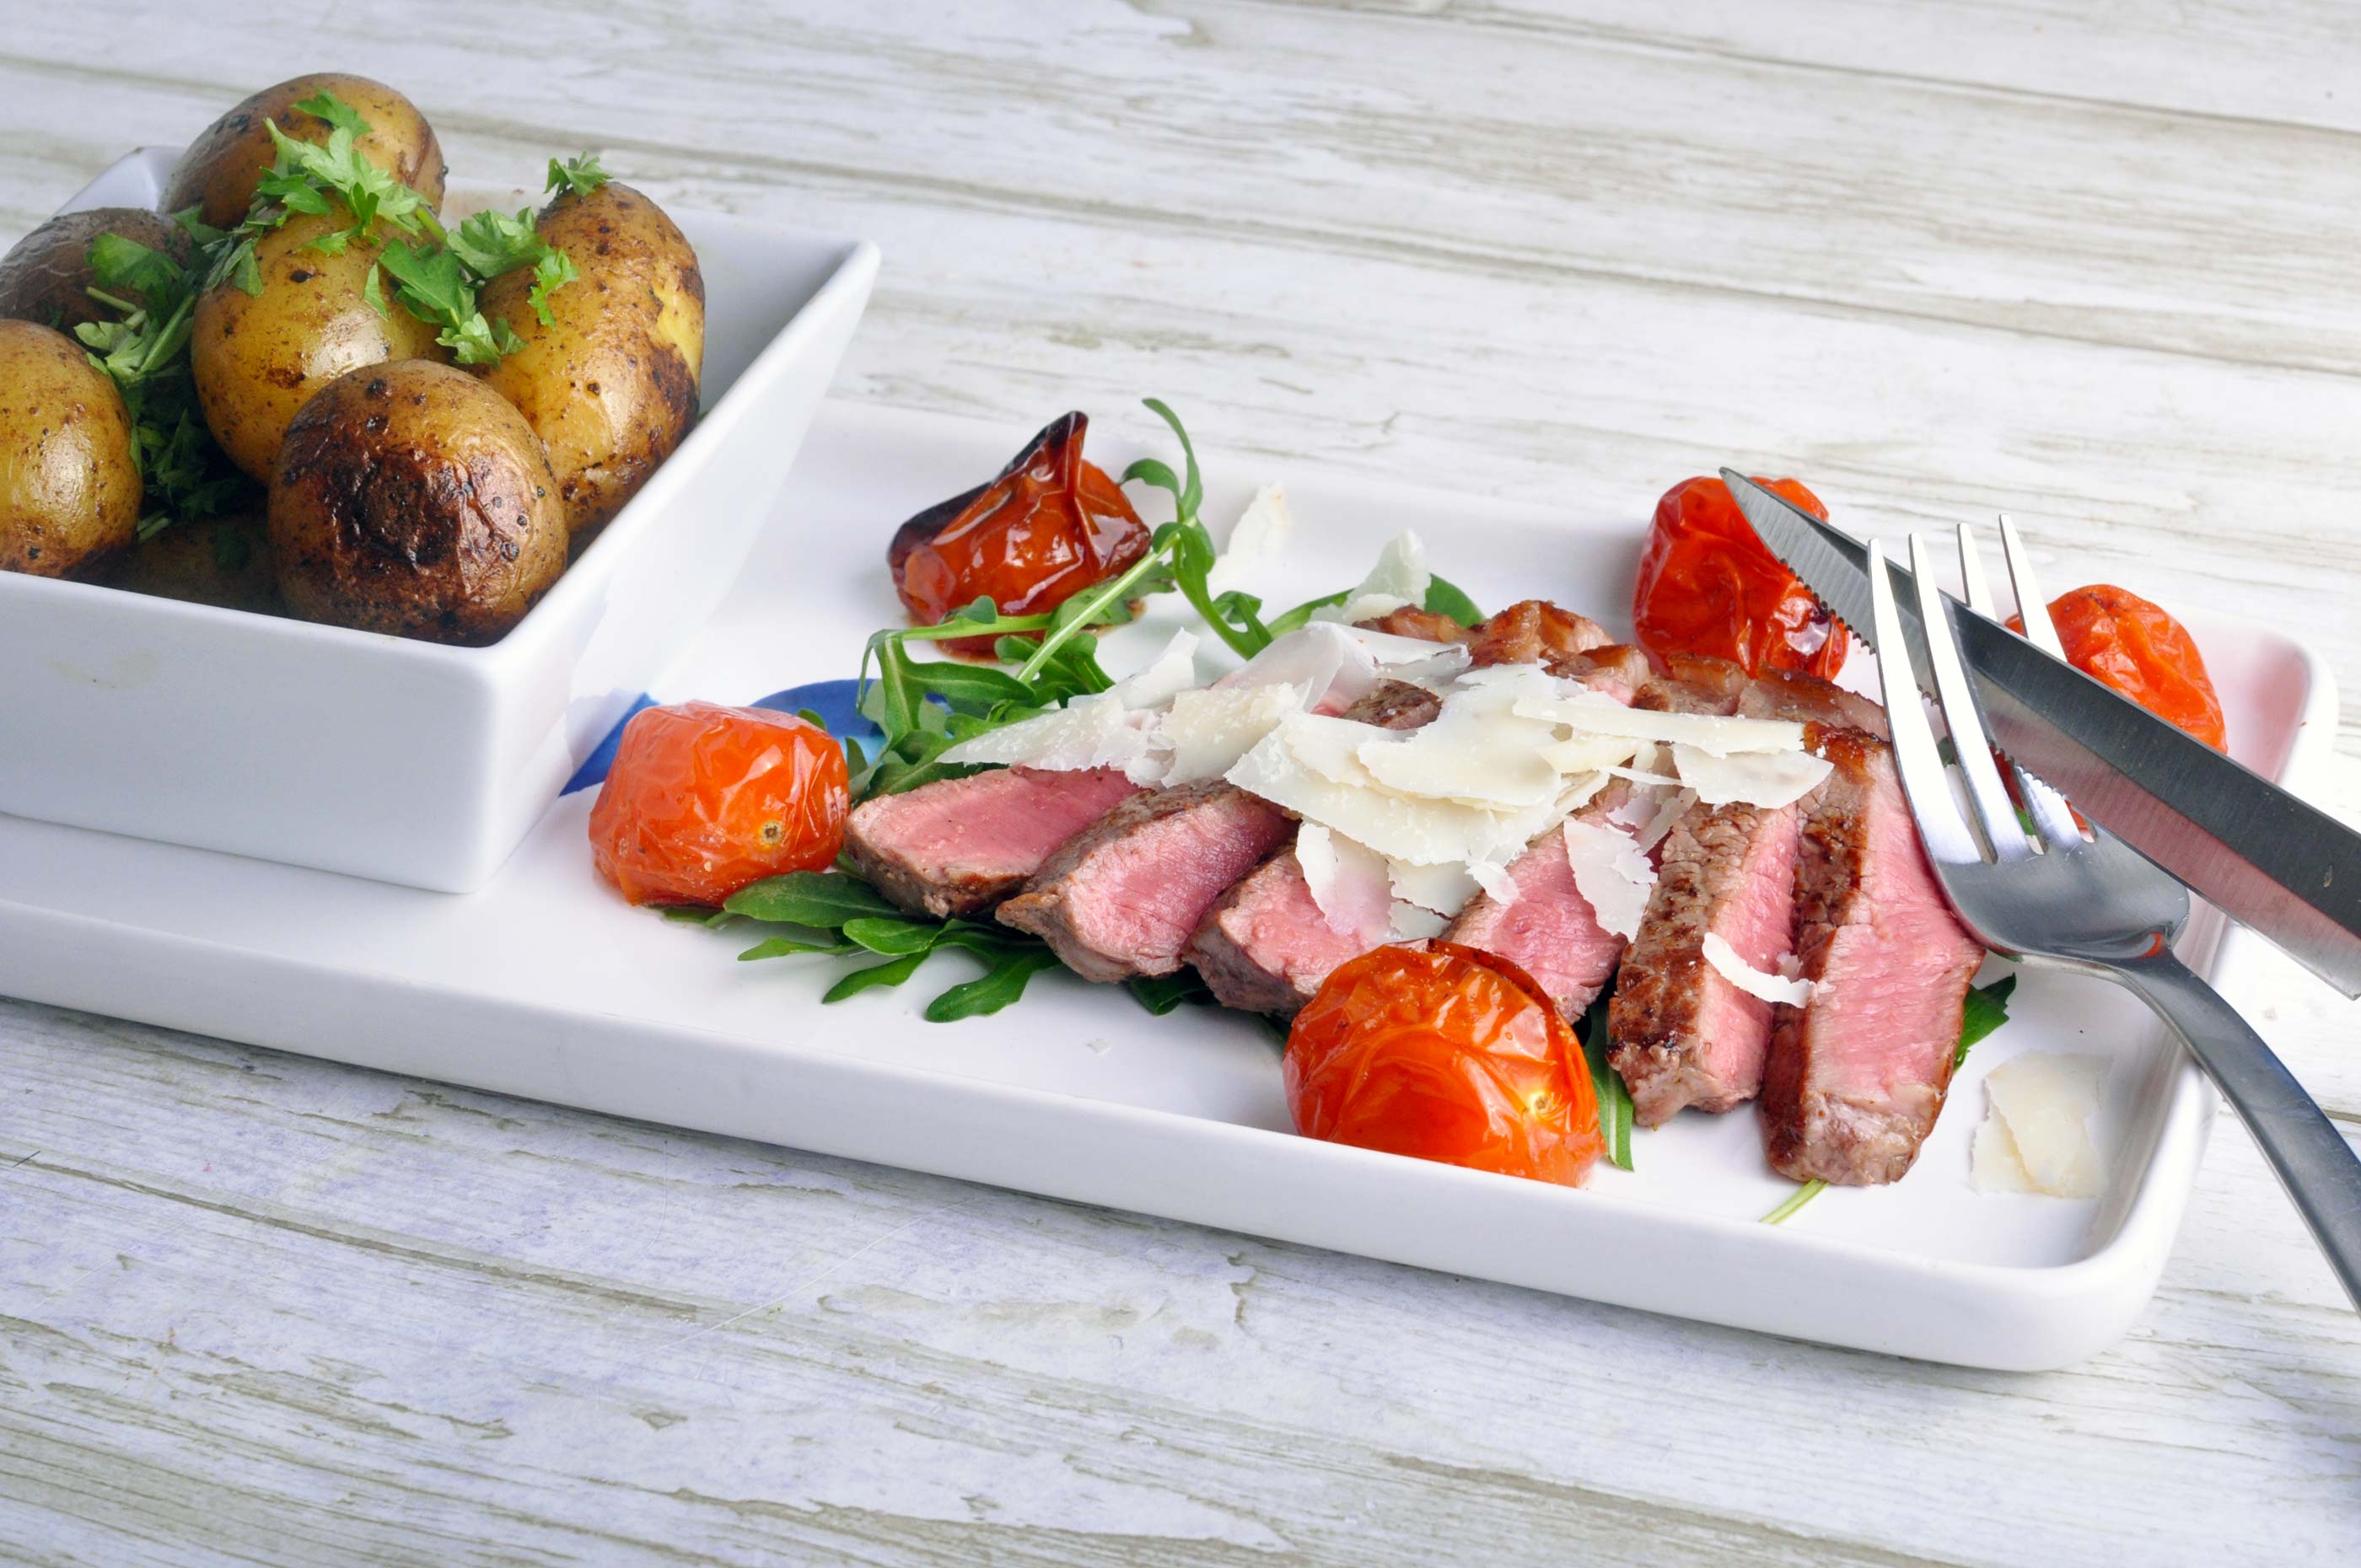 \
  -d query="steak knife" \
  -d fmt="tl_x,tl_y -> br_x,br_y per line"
1721,469 -> 2361,998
